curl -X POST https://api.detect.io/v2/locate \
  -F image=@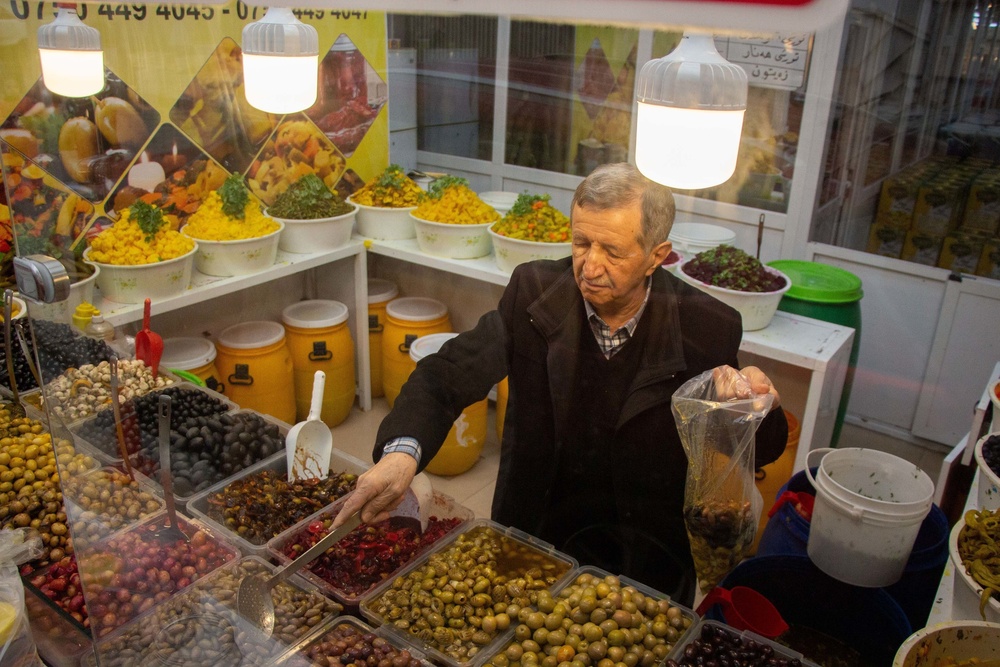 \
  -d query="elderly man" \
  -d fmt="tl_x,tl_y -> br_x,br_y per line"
336,163 -> 787,602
